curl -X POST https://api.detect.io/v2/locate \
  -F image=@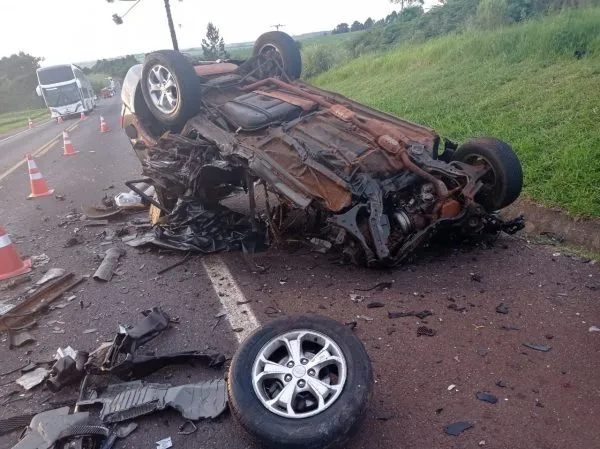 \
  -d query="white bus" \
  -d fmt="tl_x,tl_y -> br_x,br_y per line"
36,64 -> 96,119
